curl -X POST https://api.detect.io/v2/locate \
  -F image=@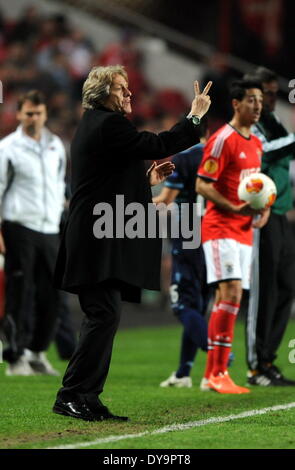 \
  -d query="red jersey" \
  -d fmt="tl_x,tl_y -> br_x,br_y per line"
197,124 -> 262,245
